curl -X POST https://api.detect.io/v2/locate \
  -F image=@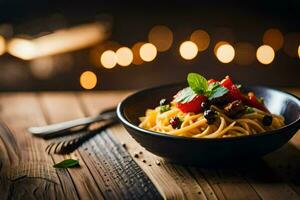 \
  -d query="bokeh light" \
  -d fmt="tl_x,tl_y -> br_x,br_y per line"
263,28 -> 284,51
30,57 -> 54,79
89,41 -> 120,67
215,43 -> 235,63
214,41 -> 229,55
100,50 -> 117,69
256,45 -> 275,65
139,43 -> 157,62
0,35 -> 5,55
148,25 -> 173,52
80,71 -> 97,90
283,33 -> 300,57
131,42 -> 144,65
7,38 -> 37,60
190,29 -> 210,51
179,41 -> 198,60
298,45 -> 300,59
234,42 -> 256,65
116,47 -> 133,67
